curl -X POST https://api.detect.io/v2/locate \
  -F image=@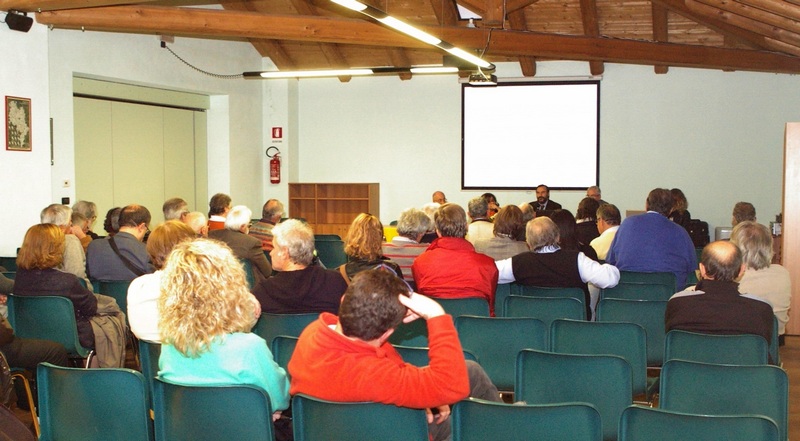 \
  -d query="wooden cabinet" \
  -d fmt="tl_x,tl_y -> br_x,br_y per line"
289,183 -> 380,238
